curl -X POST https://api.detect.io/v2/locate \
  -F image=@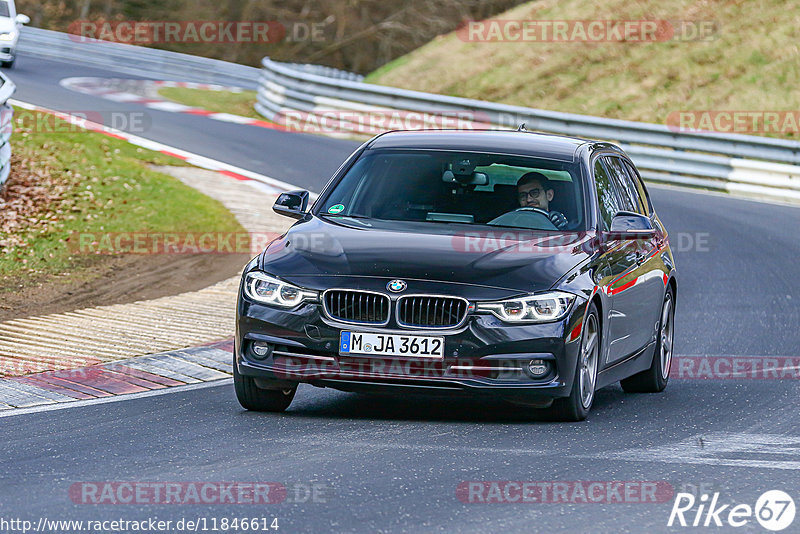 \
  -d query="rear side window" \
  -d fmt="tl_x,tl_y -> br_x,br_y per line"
593,159 -> 619,230
603,156 -> 645,215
